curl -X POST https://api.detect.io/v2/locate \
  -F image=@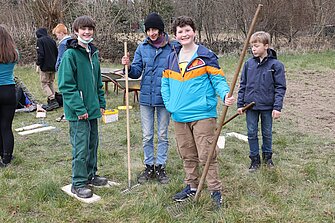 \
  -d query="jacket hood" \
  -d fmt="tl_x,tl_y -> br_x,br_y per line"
253,48 -> 277,61
66,38 -> 98,53
172,44 -> 216,59
36,28 -> 48,38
